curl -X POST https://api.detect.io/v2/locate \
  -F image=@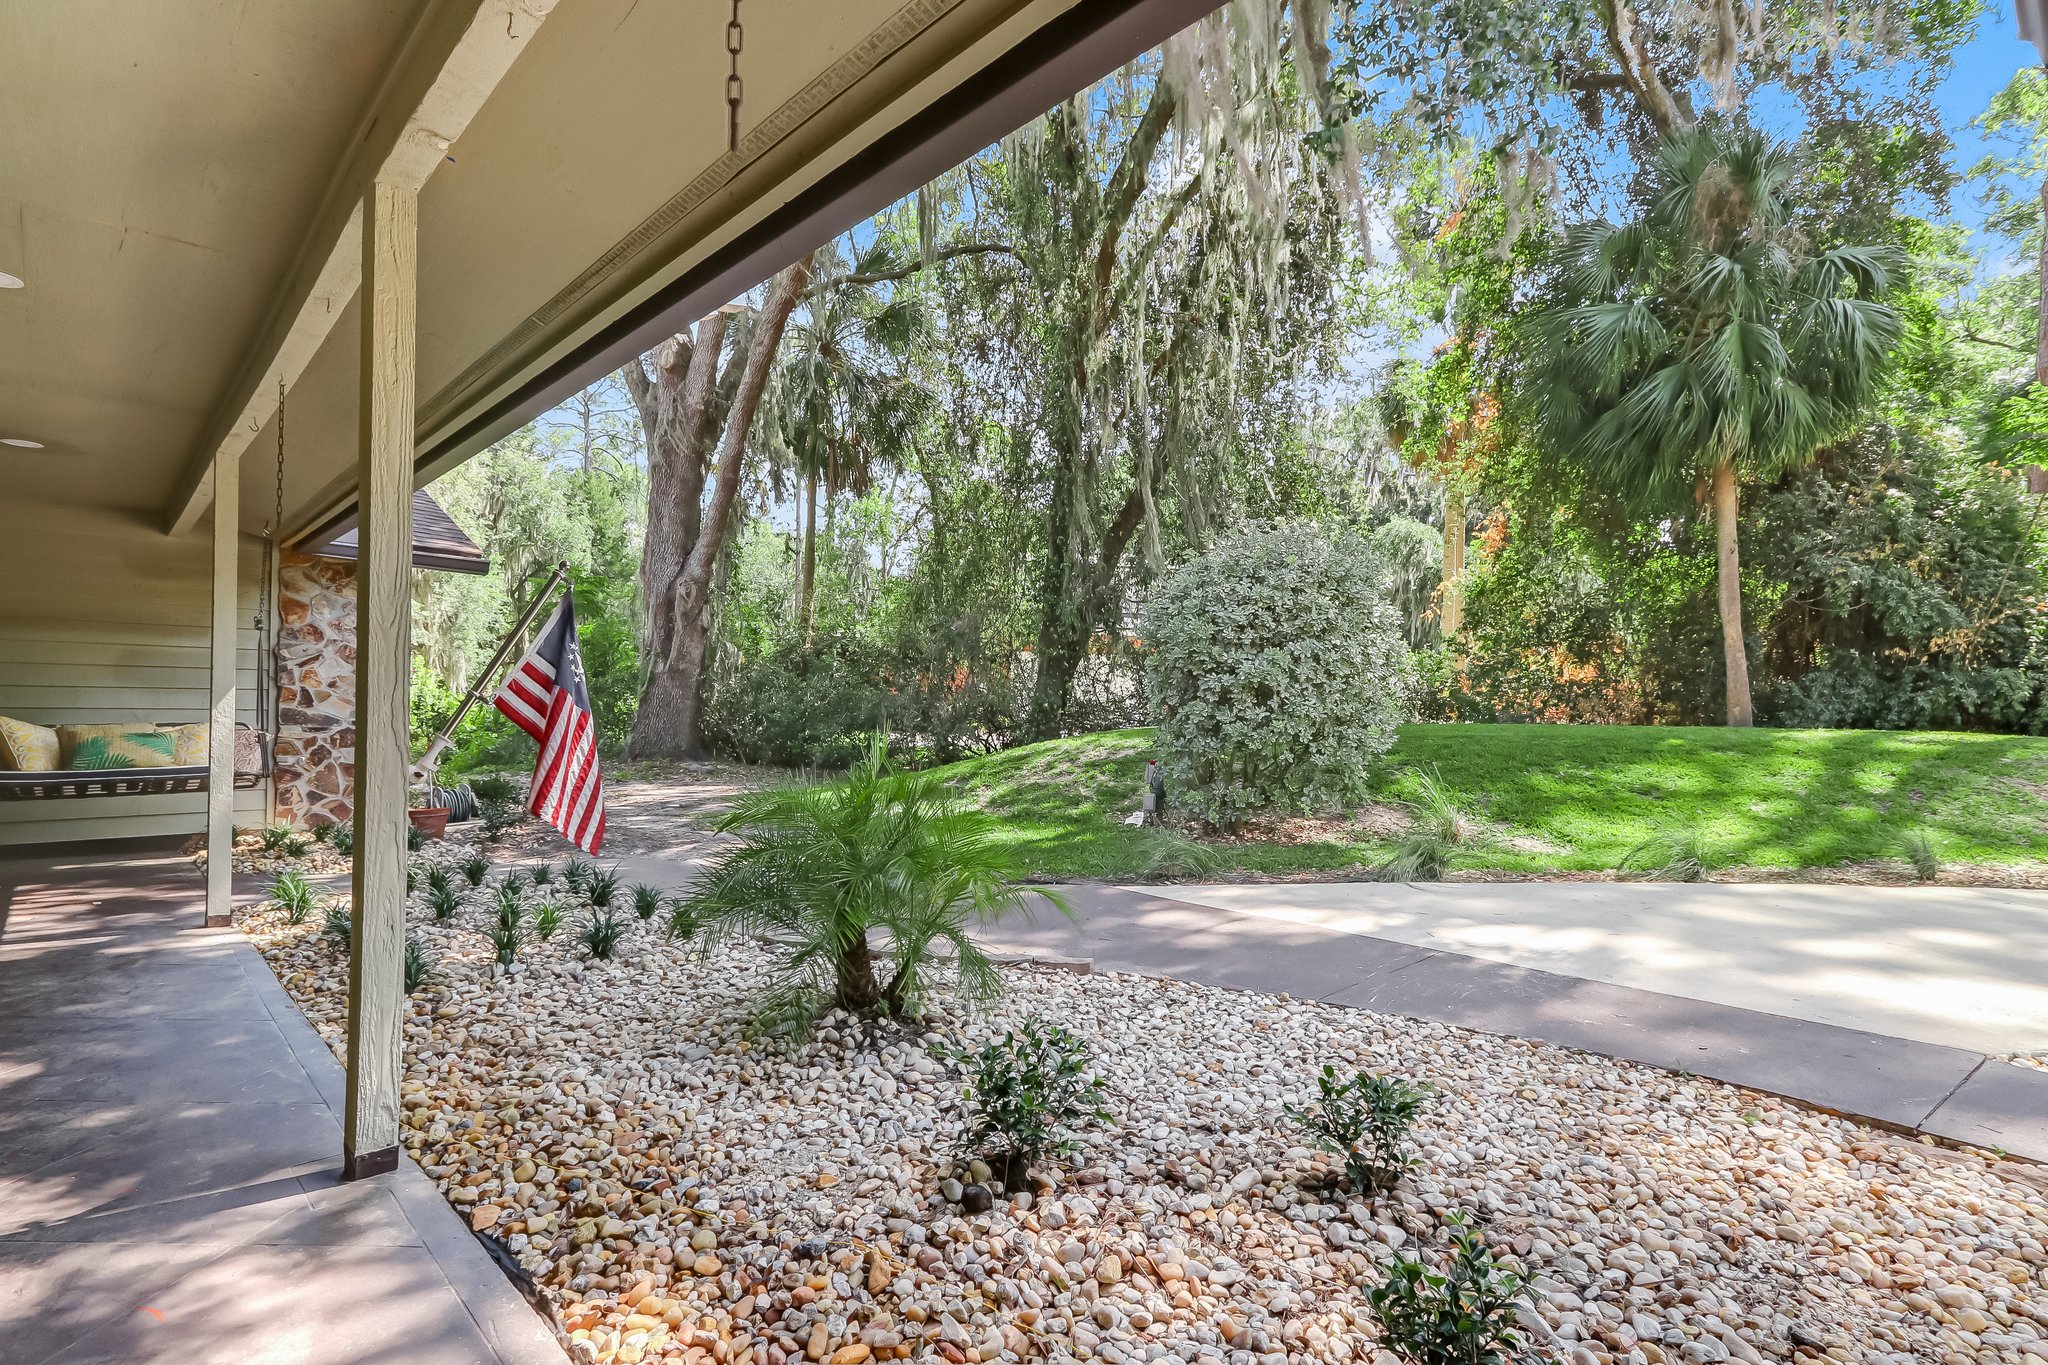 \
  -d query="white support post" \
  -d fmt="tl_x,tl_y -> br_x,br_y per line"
343,179 -> 417,1181
204,448 -> 240,929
